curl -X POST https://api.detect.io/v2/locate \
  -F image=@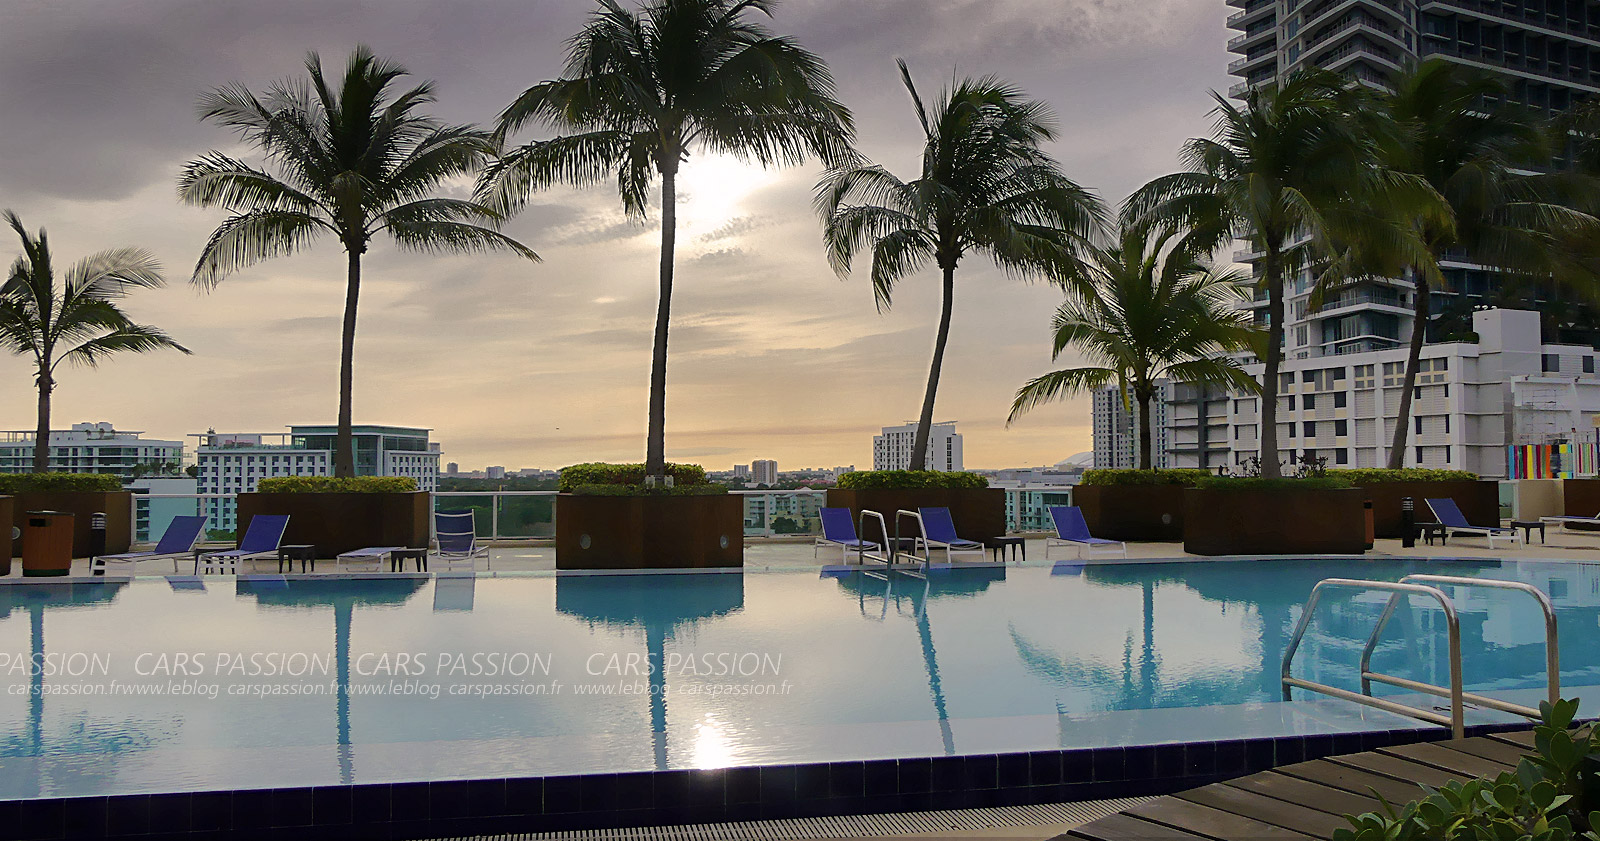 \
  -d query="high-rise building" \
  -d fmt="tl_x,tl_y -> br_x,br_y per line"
194,424 -> 440,532
732,464 -> 752,479
1091,384 -> 1176,469
872,422 -> 964,472
751,459 -> 778,485
0,422 -> 183,477
486,466 -> 506,480
446,462 -> 459,476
